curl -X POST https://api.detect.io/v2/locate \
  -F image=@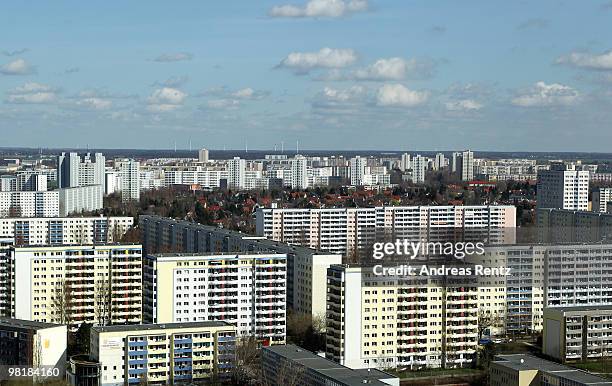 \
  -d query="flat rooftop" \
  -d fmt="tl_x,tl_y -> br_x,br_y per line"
545,305 -> 612,313
264,344 -> 396,386
0,317 -> 63,330
92,321 -> 234,333
494,354 -> 612,385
